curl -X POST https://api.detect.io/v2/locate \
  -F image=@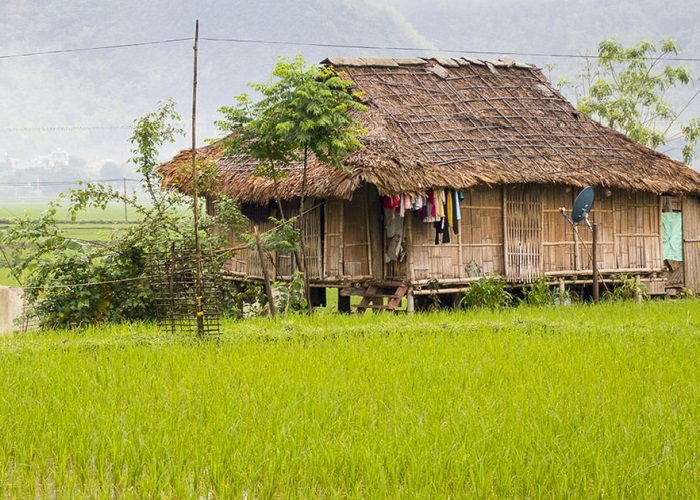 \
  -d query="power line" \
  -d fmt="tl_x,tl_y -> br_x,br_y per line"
2,123 -> 219,133
1,36 -> 698,63
202,37 -> 700,62
4,126 -> 134,132
0,179 -> 142,186
0,38 -> 190,59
